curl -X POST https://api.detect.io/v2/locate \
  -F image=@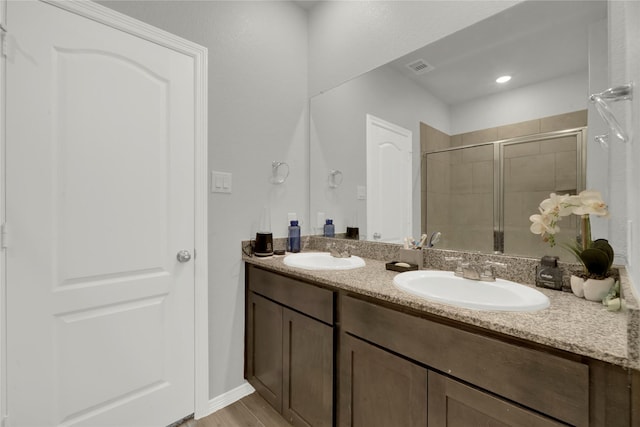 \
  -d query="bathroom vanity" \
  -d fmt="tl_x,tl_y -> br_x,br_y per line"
244,250 -> 639,427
